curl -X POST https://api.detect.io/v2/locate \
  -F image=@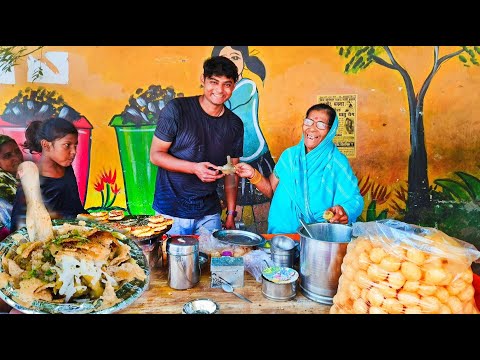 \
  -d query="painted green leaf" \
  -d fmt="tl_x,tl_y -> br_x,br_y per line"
366,200 -> 377,221
376,209 -> 388,220
353,56 -> 364,69
459,55 -> 467,63
455,171 -> 480,201
433,179 -> 471,201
